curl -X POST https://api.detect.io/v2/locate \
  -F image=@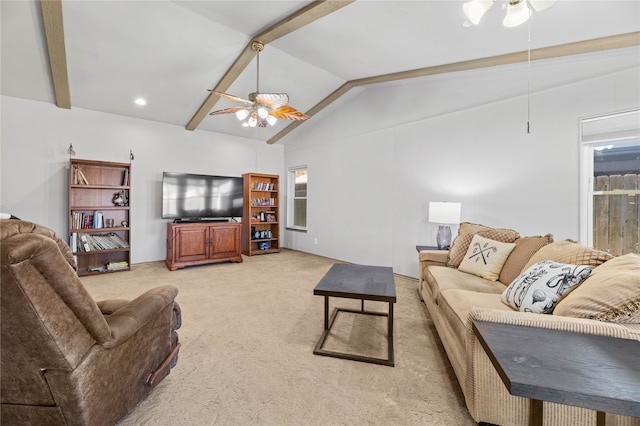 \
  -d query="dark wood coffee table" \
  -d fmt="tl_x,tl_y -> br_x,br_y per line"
313,264 -> 396,366
473,320 -> 640,426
